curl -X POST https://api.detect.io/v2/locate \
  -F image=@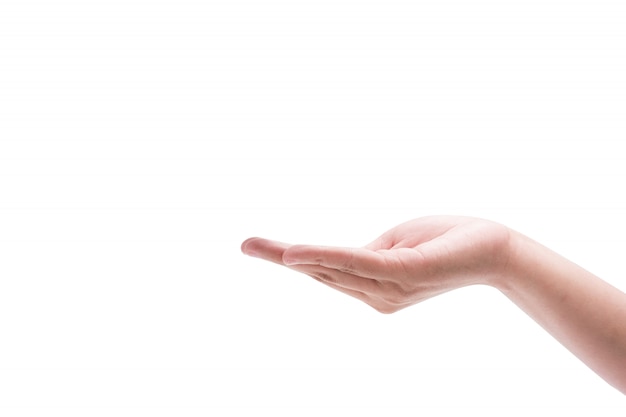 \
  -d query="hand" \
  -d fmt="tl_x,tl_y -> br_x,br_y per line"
242,215 -> 626,393
241,216 -> 512,313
